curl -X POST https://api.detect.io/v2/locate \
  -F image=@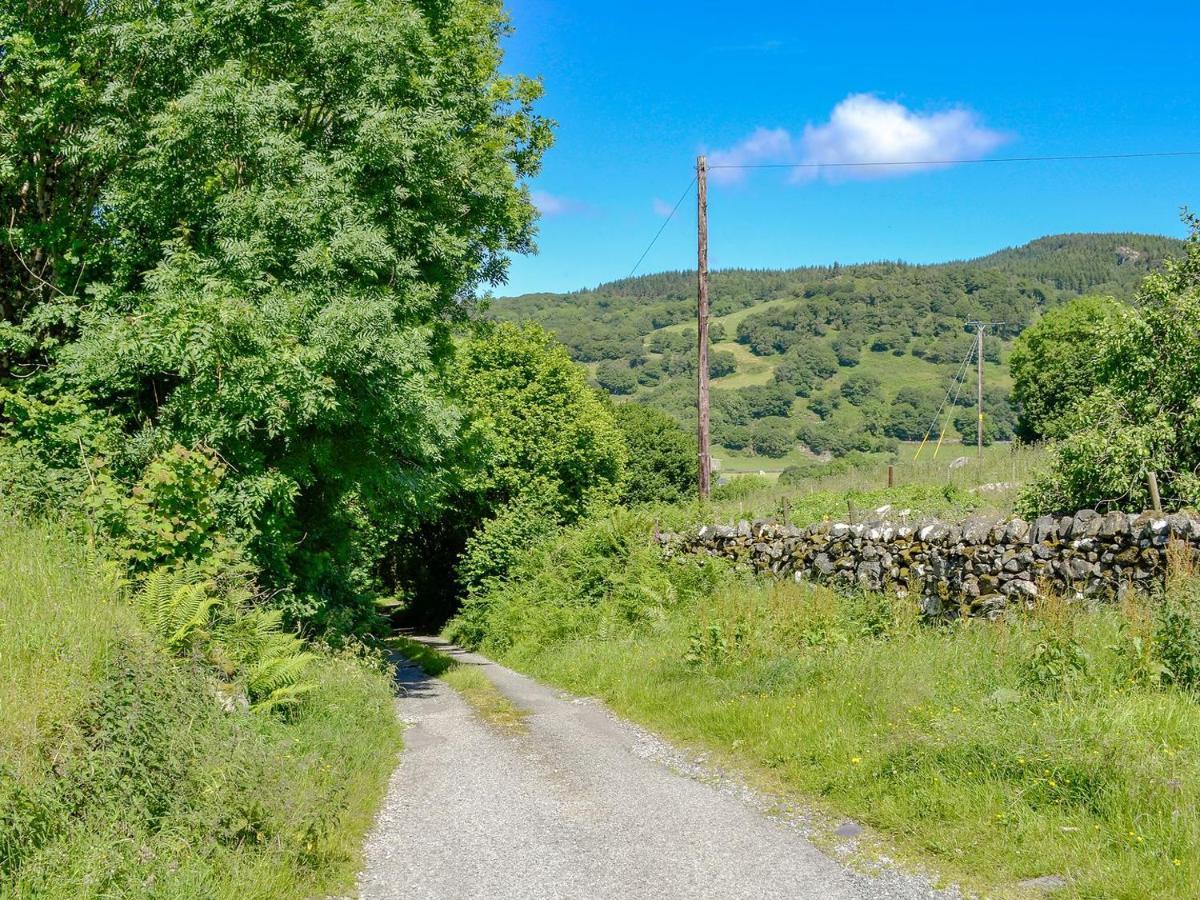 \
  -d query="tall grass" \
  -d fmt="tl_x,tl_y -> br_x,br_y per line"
0,521 -> 401,898
449,510 -> 1200,897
